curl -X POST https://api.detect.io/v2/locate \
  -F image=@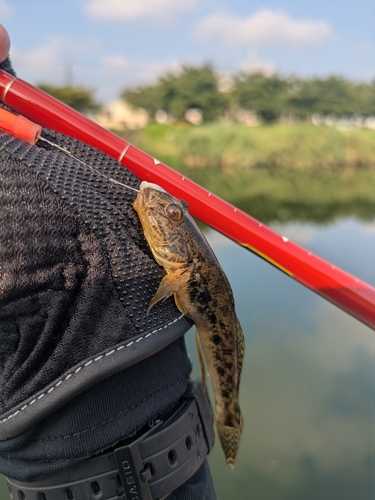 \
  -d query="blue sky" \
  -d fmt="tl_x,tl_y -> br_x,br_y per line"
2,0 -> 374,103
